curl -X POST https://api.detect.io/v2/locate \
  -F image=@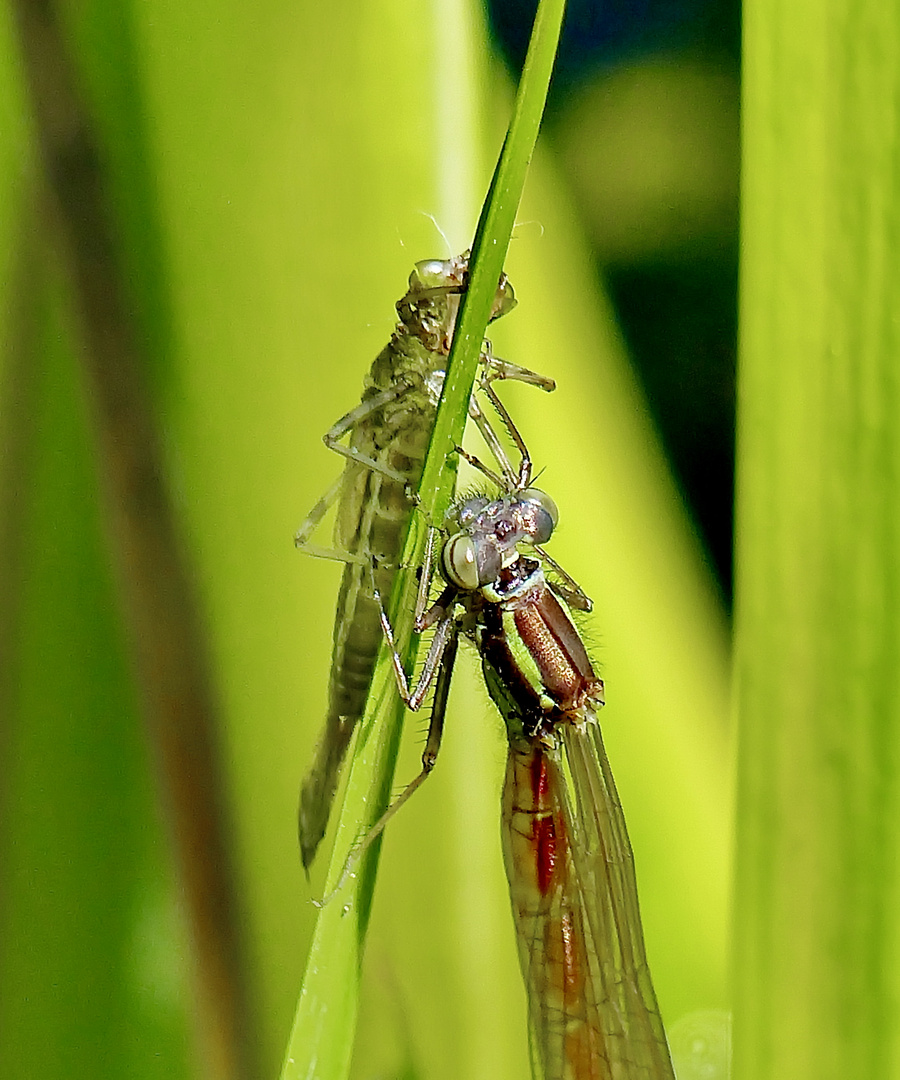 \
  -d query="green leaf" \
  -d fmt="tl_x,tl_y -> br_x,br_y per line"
735,2 -> 900,1077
